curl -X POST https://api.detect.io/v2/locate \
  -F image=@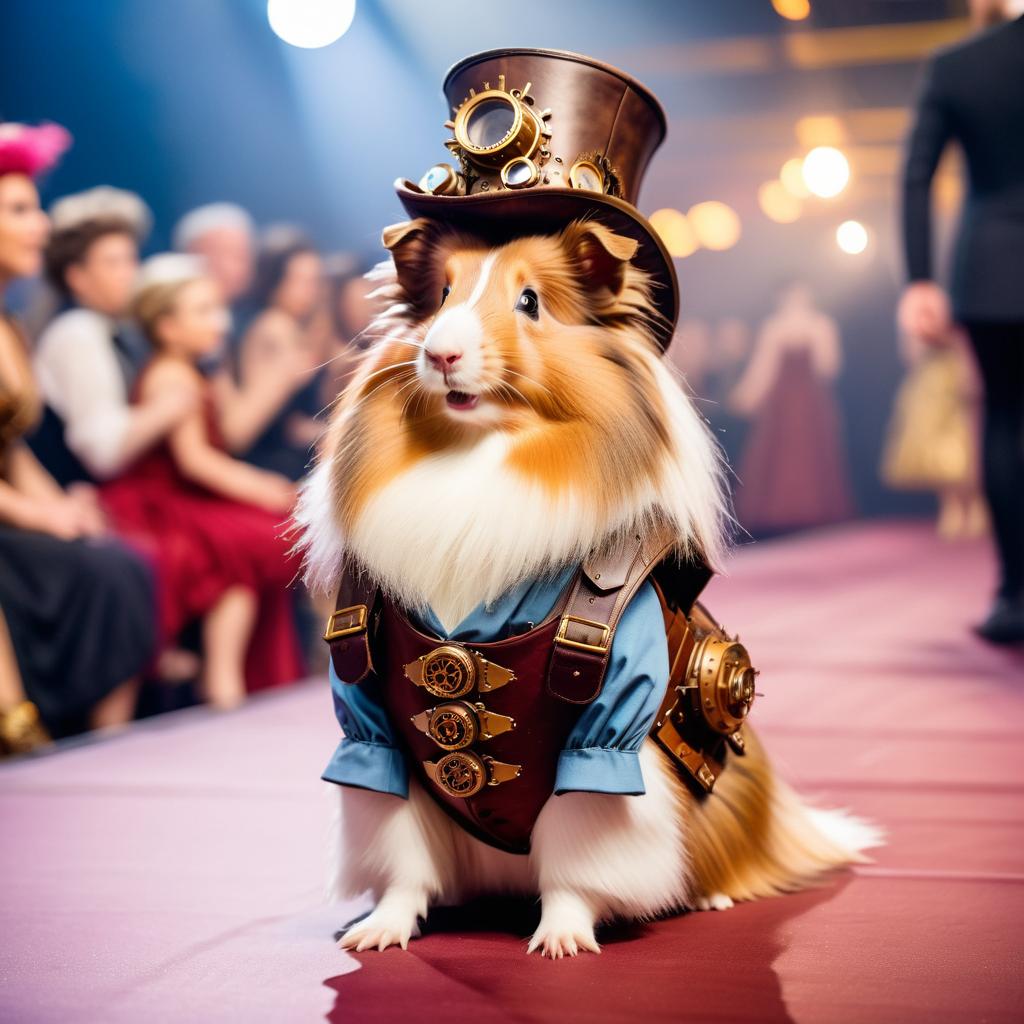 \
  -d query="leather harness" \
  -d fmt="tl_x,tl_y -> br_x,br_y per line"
325,524 -> 758,854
